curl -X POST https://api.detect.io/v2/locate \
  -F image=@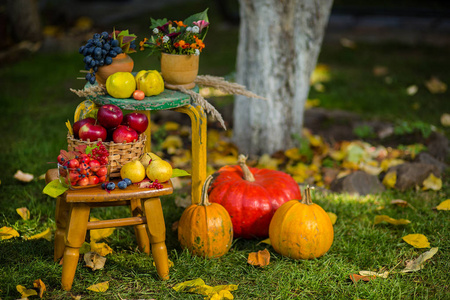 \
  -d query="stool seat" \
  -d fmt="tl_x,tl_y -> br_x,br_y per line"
46,168 -> 173,291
